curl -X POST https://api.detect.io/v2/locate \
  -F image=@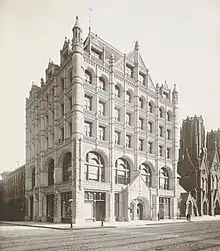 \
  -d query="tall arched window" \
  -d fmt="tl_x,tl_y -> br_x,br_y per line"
84,152 -> 104,182
48,159 -> 54,186
159,168 -> 169,190
115,85 -> 120,98
139,164 -> 152,187
32,167 -> 35,189
99,77 -> 106,91
167,111 -> 172,121
84,70 -> 92,84
126,91 -> 132,103
139,97 -> 144,108
115,158 -> 130,185
215,176 -> 218,190
63,152 -> 72,182
68,69 -> 72,84
149,102 -> 153,113
159,107 -> 163,118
